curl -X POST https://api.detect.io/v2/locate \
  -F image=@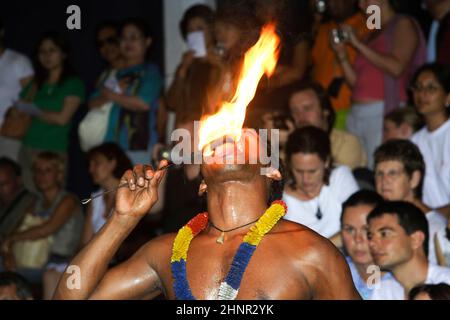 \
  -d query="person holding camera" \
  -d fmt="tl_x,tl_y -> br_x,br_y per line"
311,0 -> 370,130
331,0 -> 426,168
